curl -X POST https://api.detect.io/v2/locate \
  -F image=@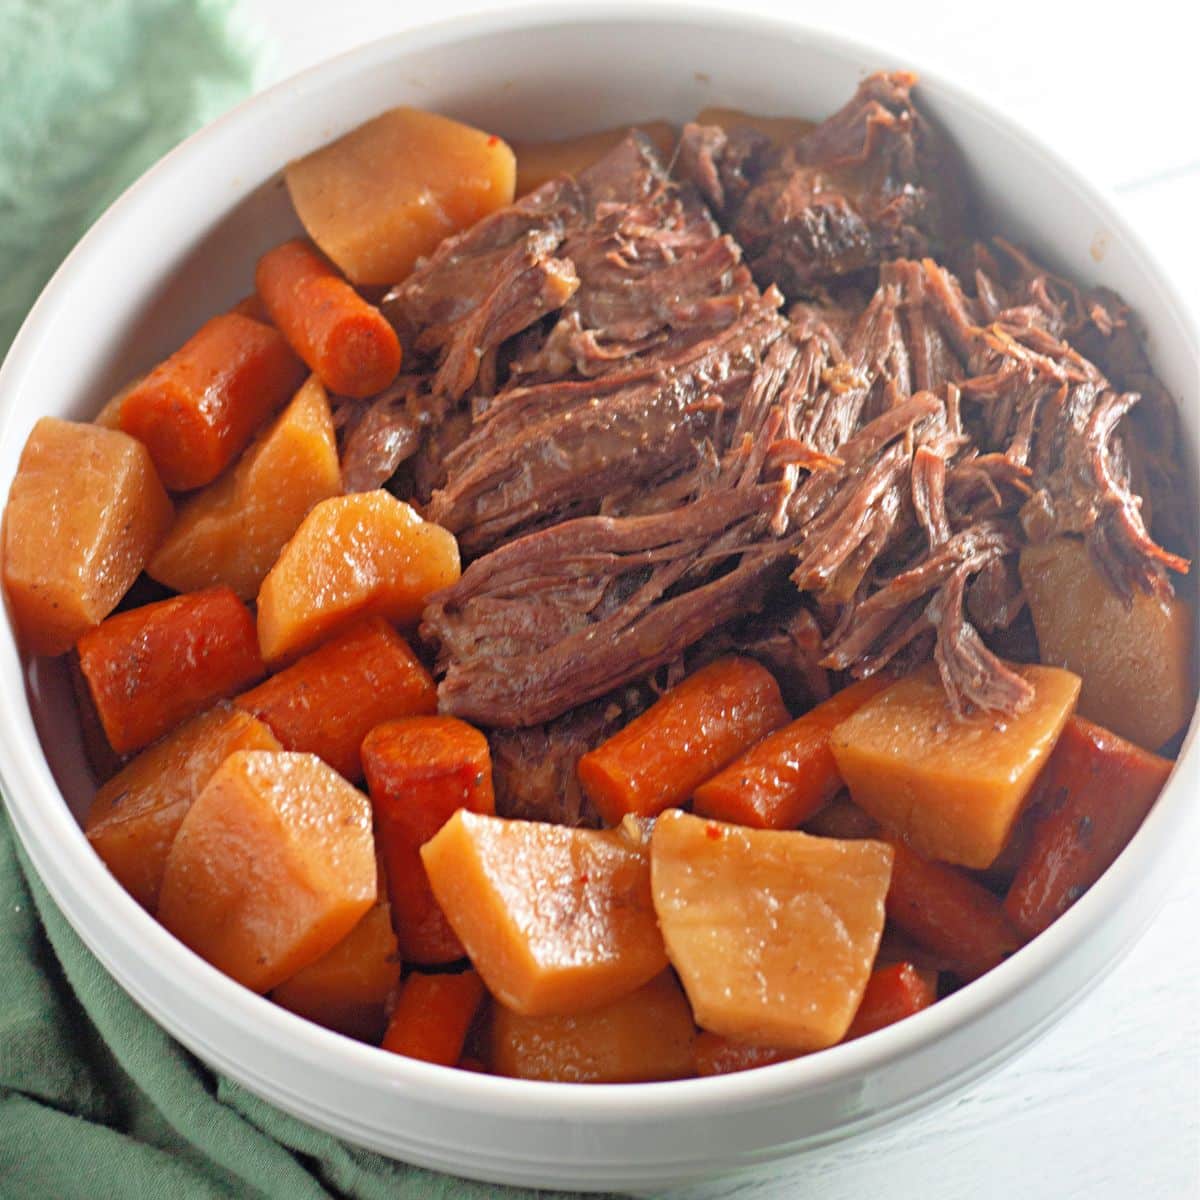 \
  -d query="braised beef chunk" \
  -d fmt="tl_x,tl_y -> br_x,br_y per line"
427,299 -> 785,554
509,134 -> 760,382
421,479 -> 798,728
325,76 -> 1187,759
421,133 -> 790,556
383,177 -> 584,399
679,71 -> 969,296
337,374 -> 429,493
